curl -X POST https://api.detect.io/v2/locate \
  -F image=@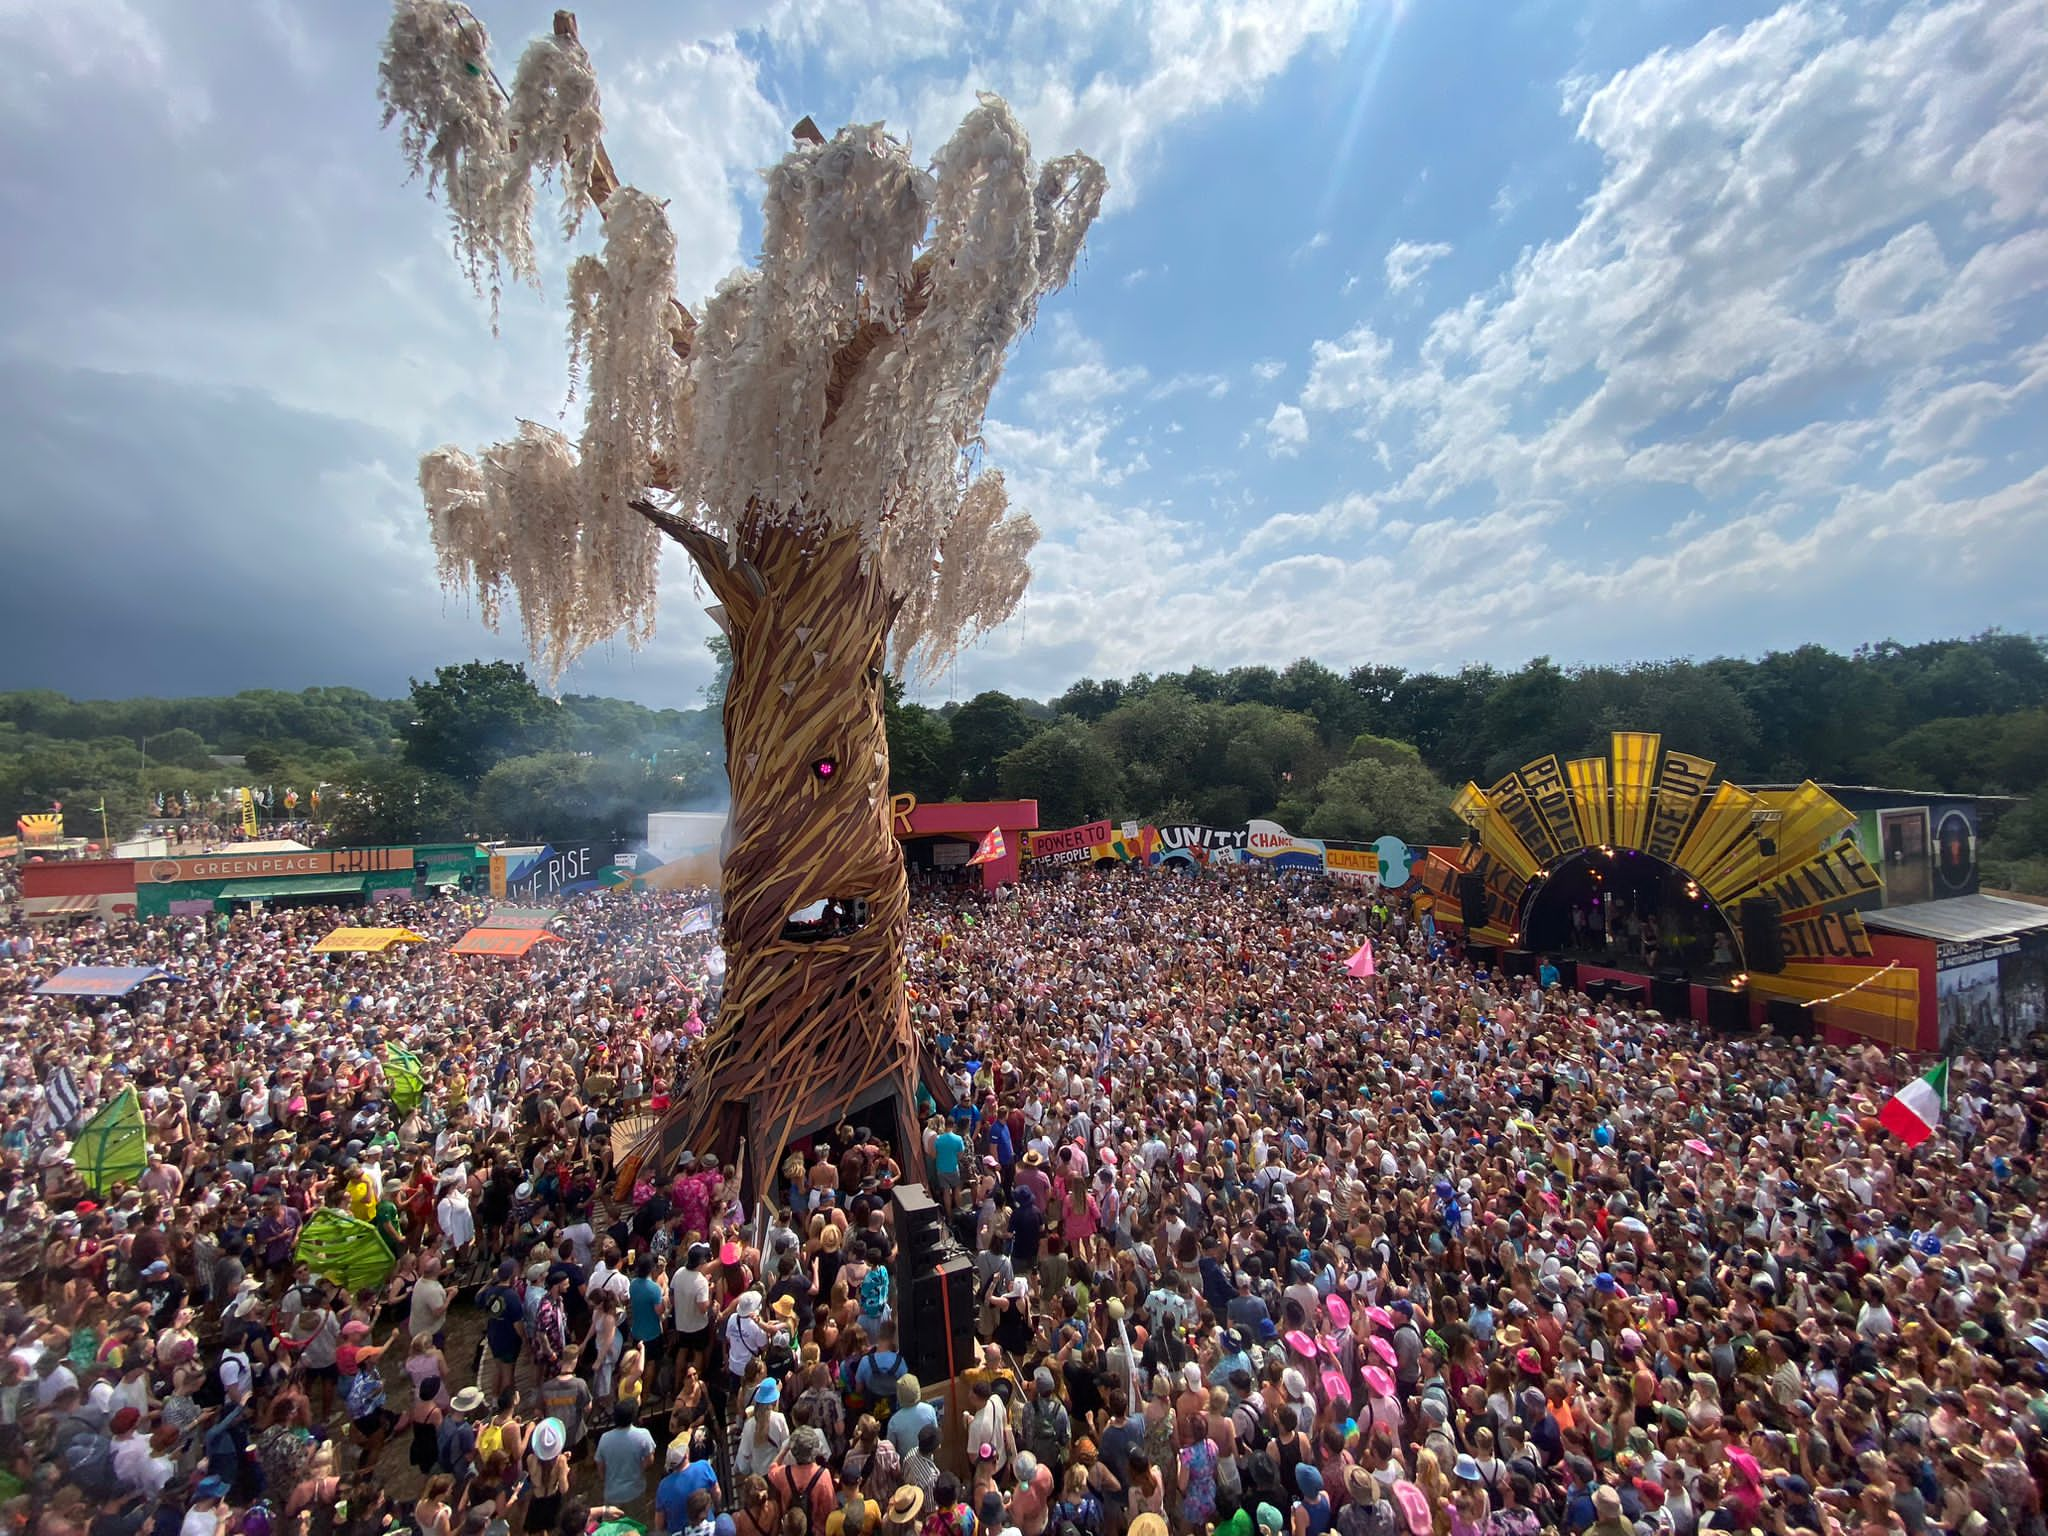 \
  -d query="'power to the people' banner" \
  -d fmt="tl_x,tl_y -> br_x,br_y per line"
1028,820 -> 1113,857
